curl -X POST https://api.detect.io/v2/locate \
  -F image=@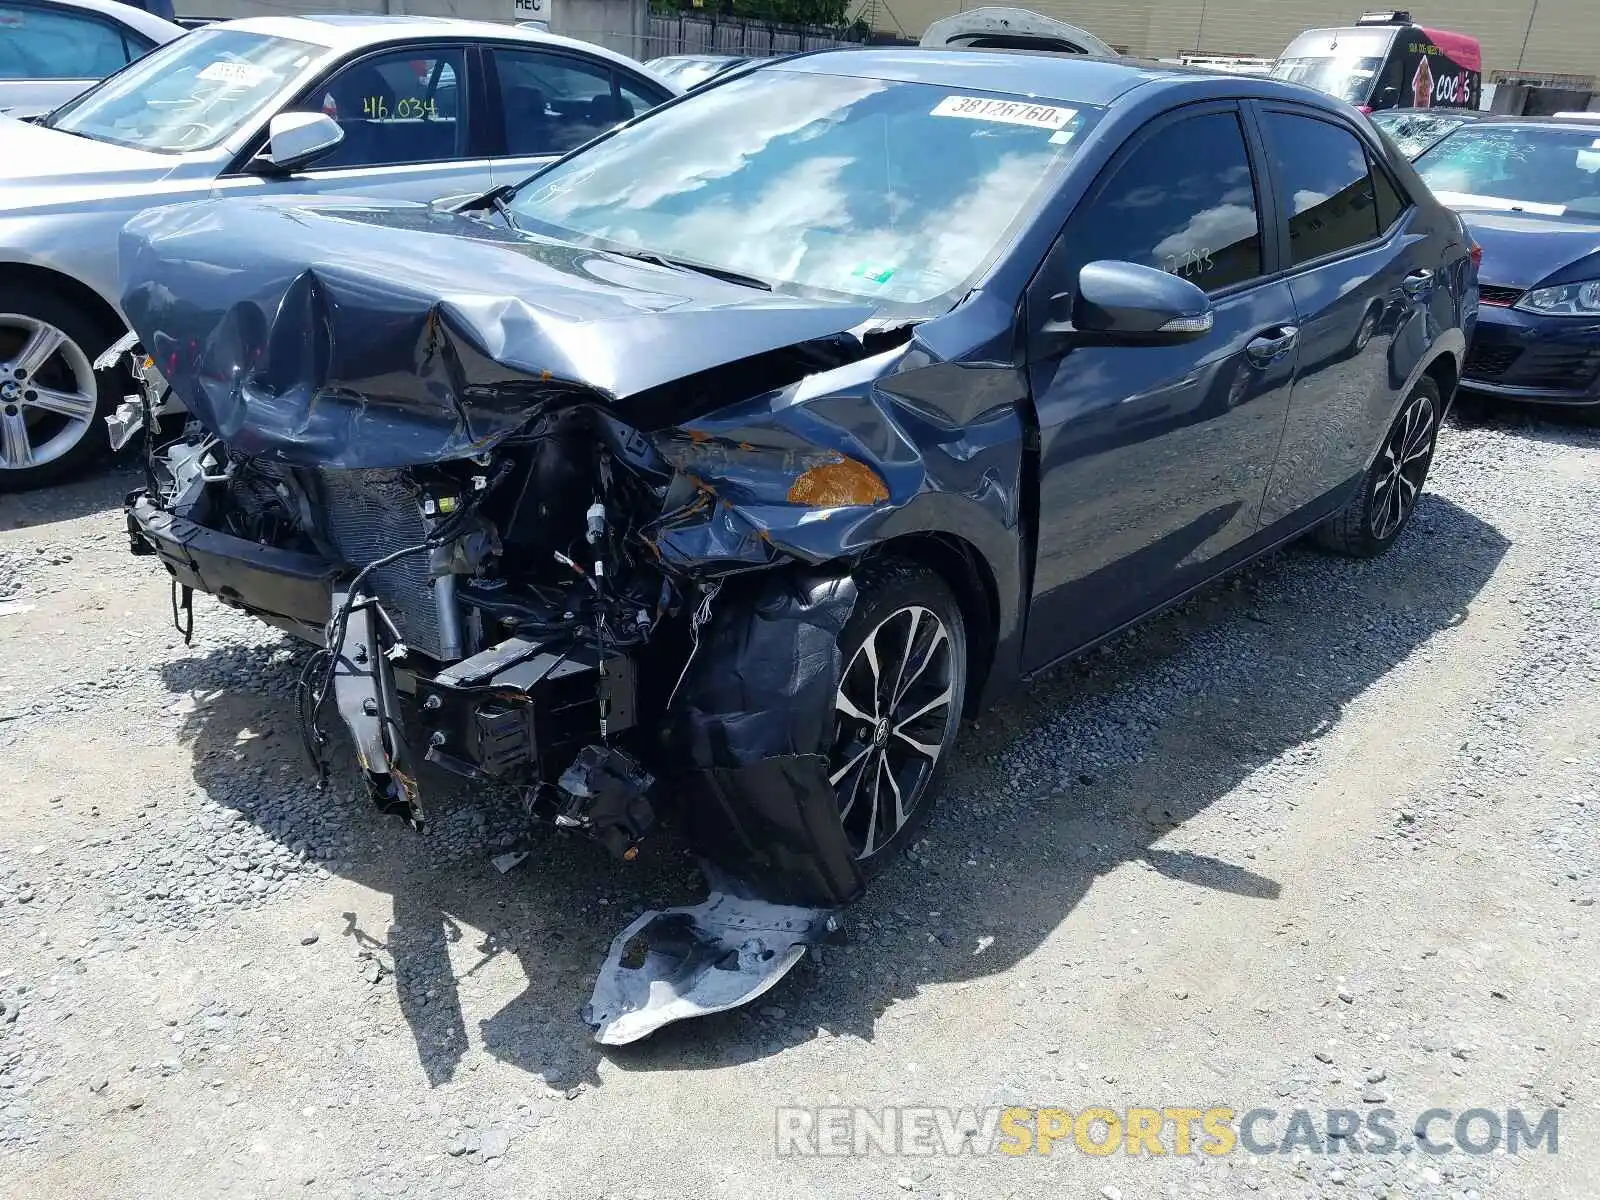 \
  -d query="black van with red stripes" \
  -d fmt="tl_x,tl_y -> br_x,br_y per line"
1272,10 -> 1483,114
